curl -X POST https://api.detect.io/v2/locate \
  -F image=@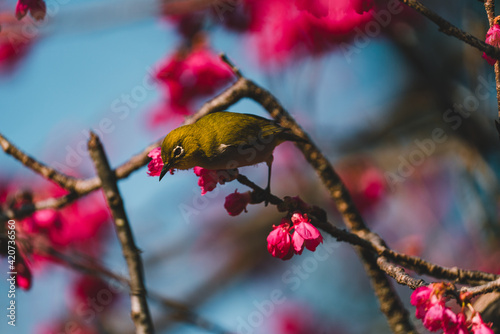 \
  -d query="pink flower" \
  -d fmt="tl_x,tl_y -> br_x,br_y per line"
193,167 -> 238,195
294,0 -> 328,18
267,212 -> 324,260
422,298 -> 447,331
23,208 -> 61,233
291,212 -> 323,254
151,45 -> 233,125
15,0 -> 46,21
245,0 -> 375,65
147,147 -> 165,177
267,221 -> 294,260
483,24 -> 500,65
0,13 -> 35,71
224,190 -> 251,216
471,312 -> 494,334
410,285 -> 433,319
194,167 -> 219,195
444,312 -> 469,334
49,193 -> 110,249
410,283 -> 475,333
71,275 -> 118,311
